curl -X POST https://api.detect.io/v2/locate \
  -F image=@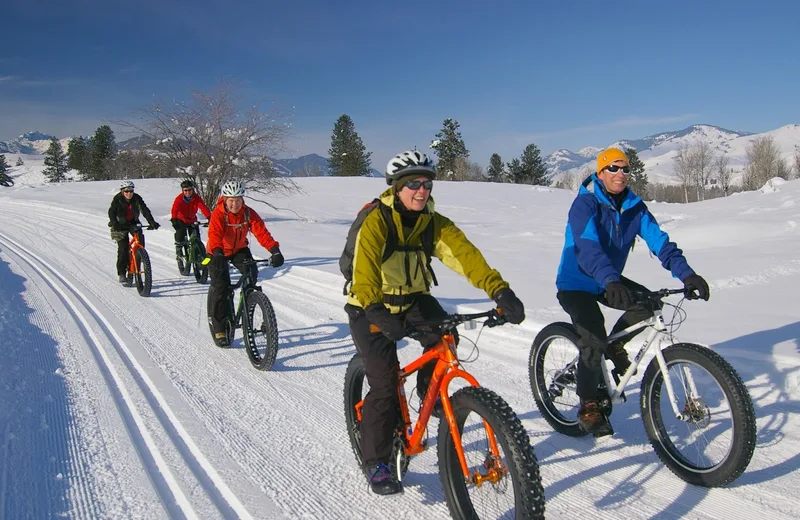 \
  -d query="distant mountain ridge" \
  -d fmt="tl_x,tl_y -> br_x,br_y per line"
0,131 -> 71,154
